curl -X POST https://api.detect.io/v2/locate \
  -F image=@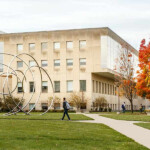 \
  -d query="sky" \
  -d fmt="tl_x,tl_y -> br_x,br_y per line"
0,0 -> 150,50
